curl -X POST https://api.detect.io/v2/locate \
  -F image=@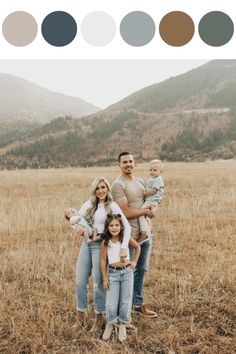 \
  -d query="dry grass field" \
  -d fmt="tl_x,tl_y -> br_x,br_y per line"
0,161 -> 236,354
